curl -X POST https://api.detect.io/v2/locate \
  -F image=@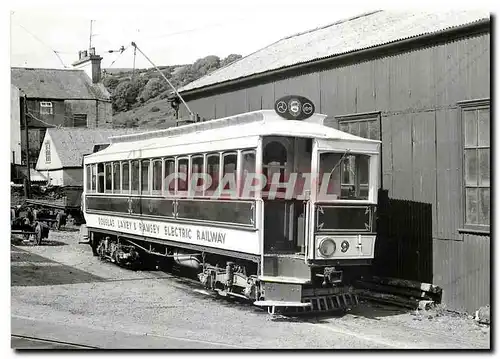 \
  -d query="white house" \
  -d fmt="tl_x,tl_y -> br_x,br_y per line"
36,128 -> 139,186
